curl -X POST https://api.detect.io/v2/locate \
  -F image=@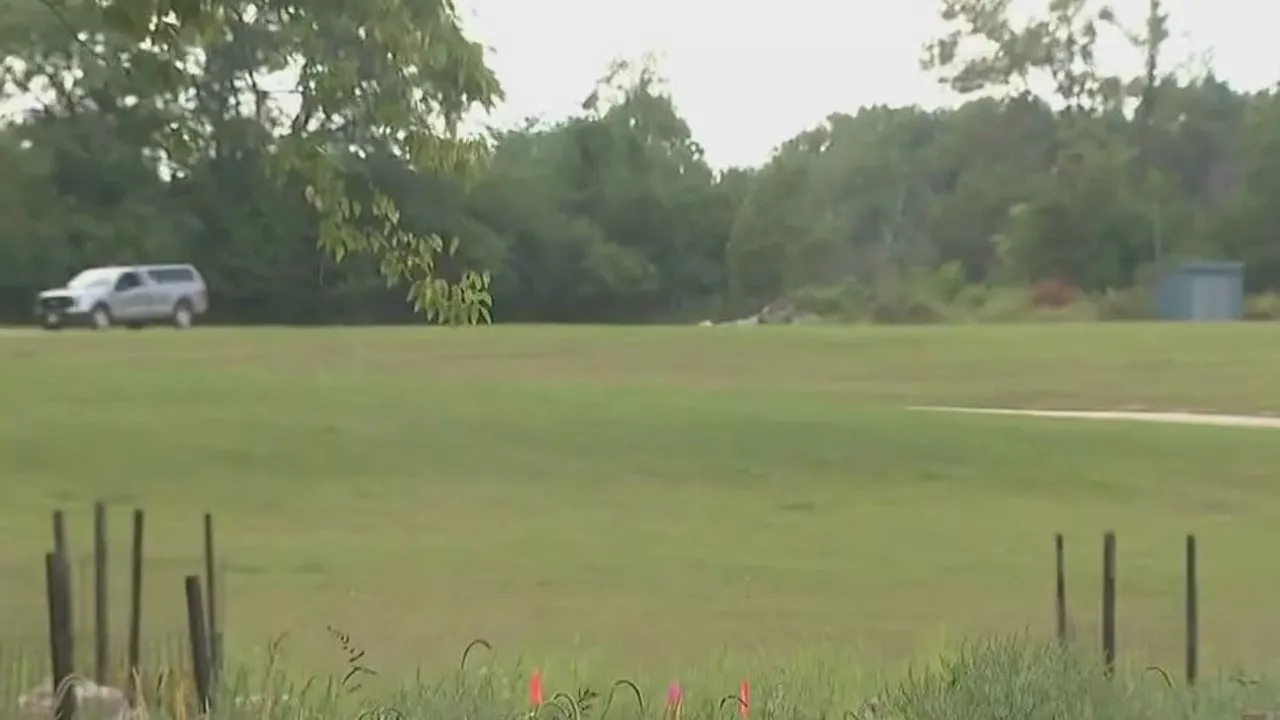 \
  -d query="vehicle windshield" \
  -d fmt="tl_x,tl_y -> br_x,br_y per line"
66,269 -> 116,289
